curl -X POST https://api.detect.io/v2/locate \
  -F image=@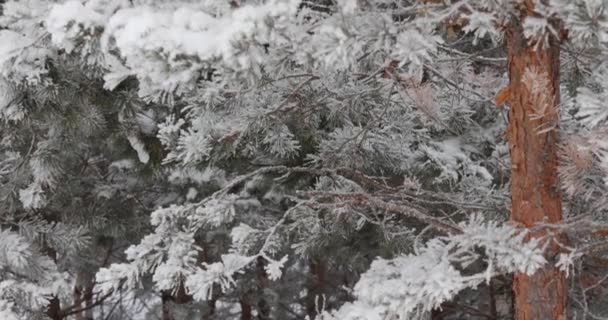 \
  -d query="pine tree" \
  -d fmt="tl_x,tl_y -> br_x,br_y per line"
505,1 -> 566,318
2,0 -> 608,319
